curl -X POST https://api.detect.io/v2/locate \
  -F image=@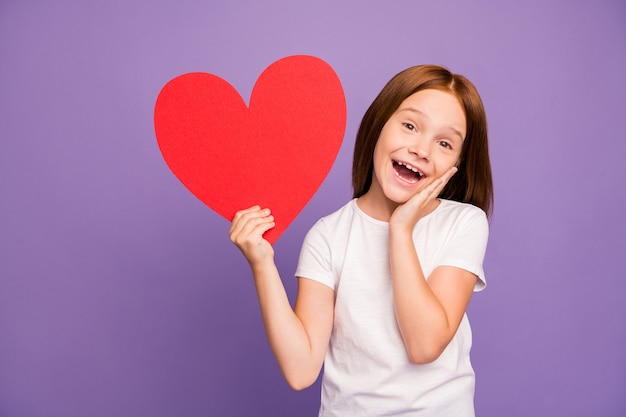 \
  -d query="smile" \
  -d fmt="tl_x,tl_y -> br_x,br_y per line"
393,160 -> 424,184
